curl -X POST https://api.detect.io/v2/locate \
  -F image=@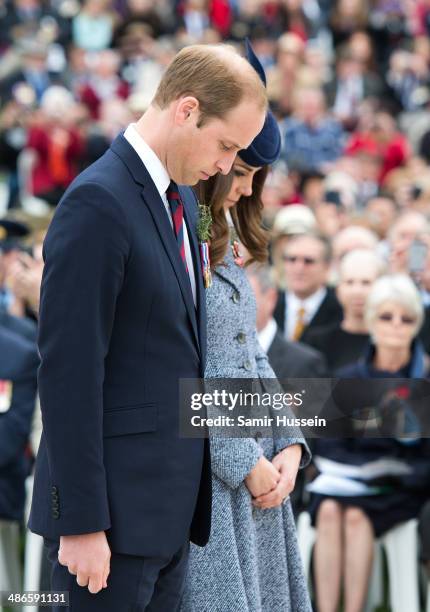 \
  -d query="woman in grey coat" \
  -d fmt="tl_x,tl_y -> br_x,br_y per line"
180,43 -> 312,612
